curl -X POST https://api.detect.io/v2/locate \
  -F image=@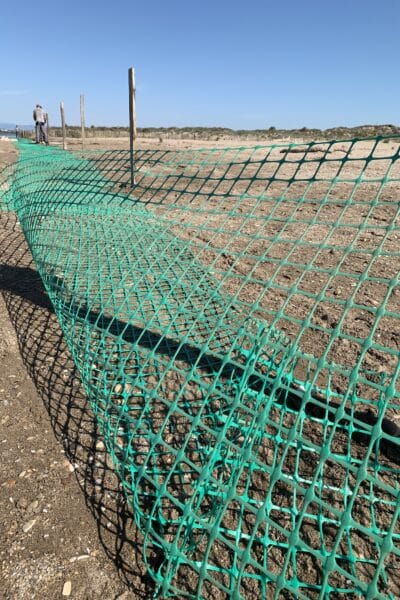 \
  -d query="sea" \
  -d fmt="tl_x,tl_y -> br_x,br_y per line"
0,124 -> 34,139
